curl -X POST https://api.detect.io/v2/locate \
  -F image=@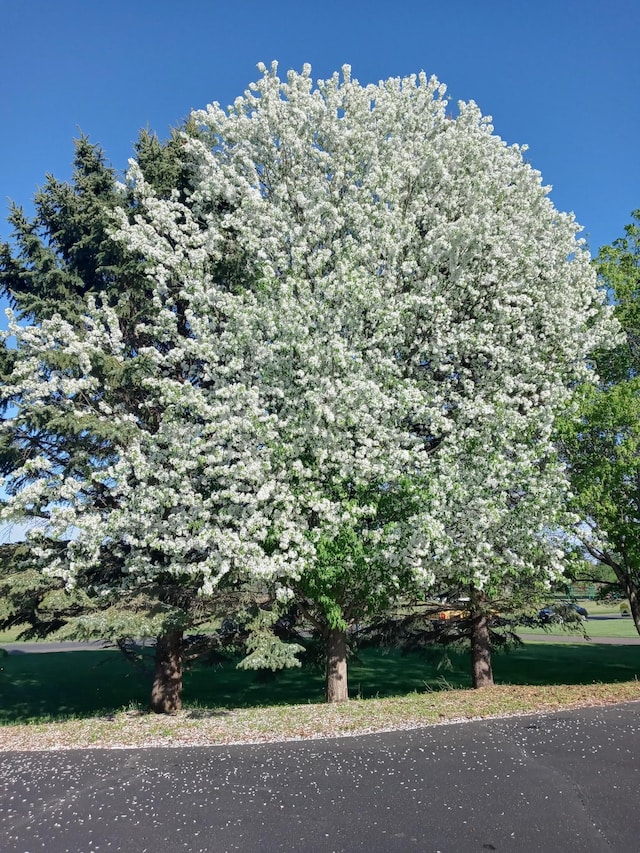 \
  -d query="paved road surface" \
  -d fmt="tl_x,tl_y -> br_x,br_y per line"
3,631 -> 639,654
518,633 -> 640,645
1,702 -> 639,852
0,640 -> 117,653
